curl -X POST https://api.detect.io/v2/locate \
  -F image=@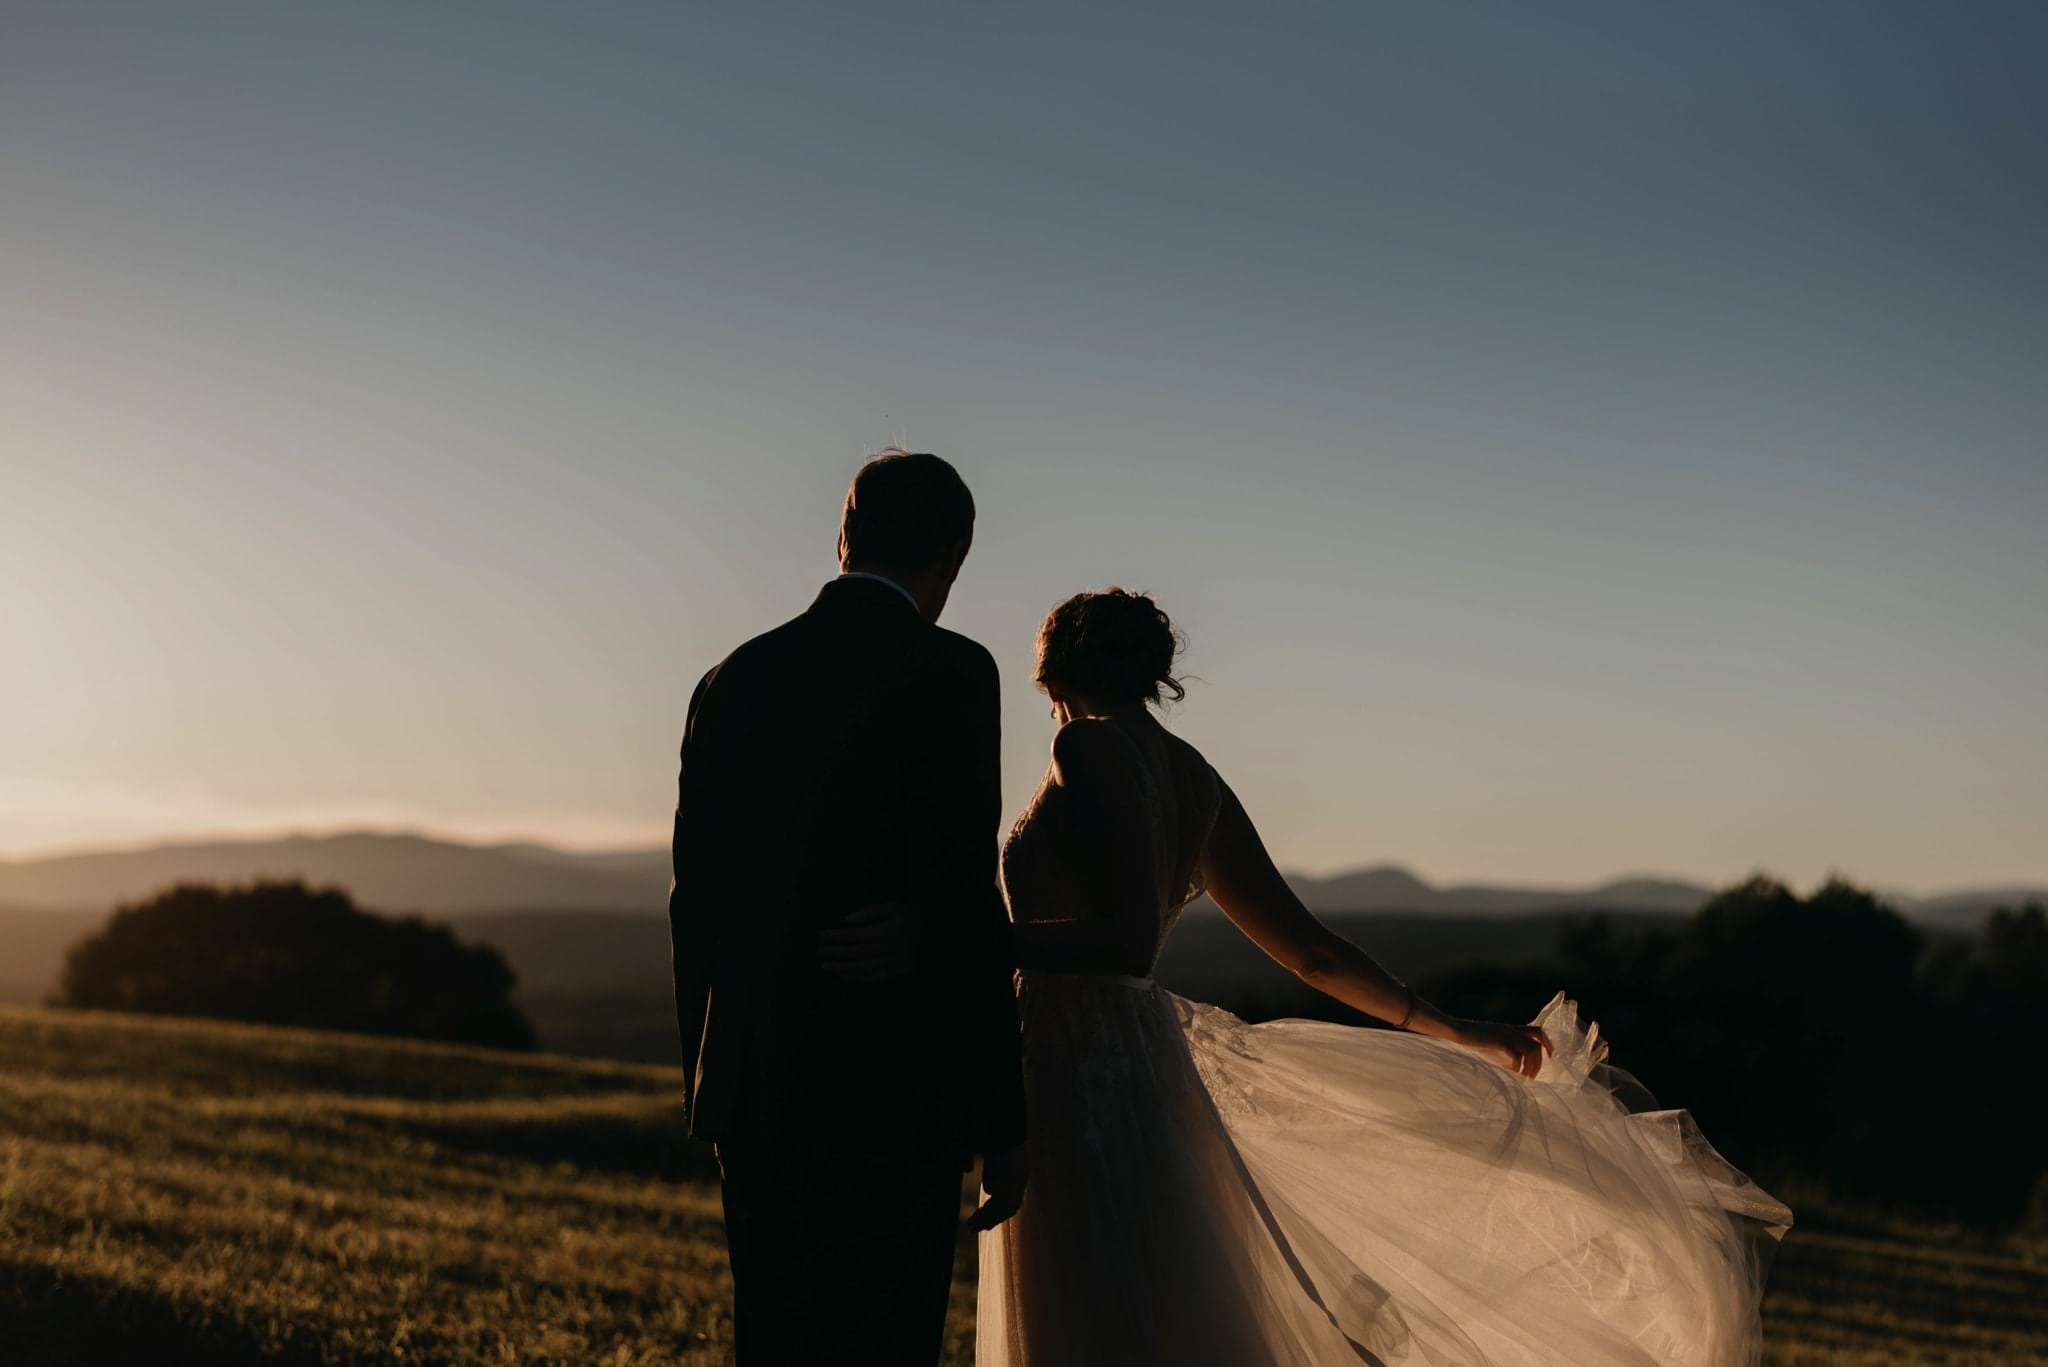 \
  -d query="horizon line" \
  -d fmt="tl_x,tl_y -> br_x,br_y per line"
0,823 -> 669,865
3,824 -> 2042,902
